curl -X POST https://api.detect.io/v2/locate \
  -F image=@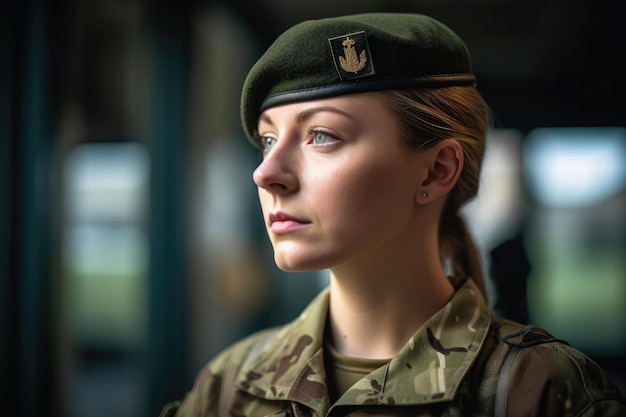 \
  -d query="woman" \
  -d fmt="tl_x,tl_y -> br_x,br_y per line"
162,13 -> 625,416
